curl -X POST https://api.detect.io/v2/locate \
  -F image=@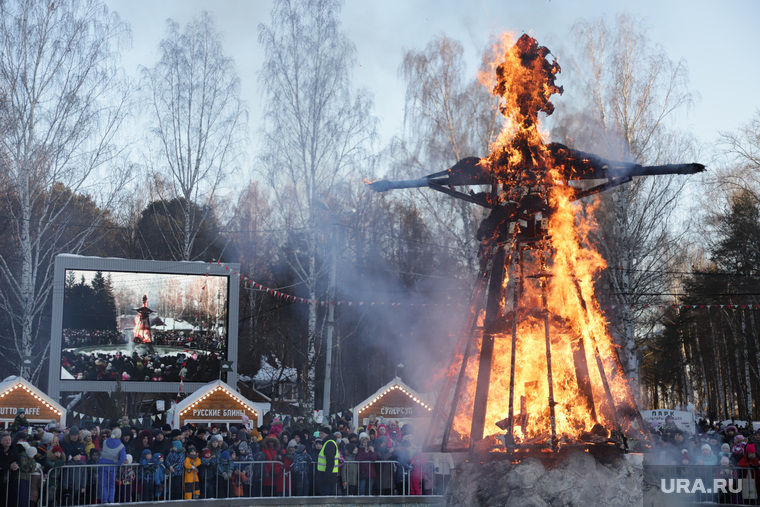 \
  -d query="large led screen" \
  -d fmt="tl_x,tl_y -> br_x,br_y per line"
59,268 -> 229,383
